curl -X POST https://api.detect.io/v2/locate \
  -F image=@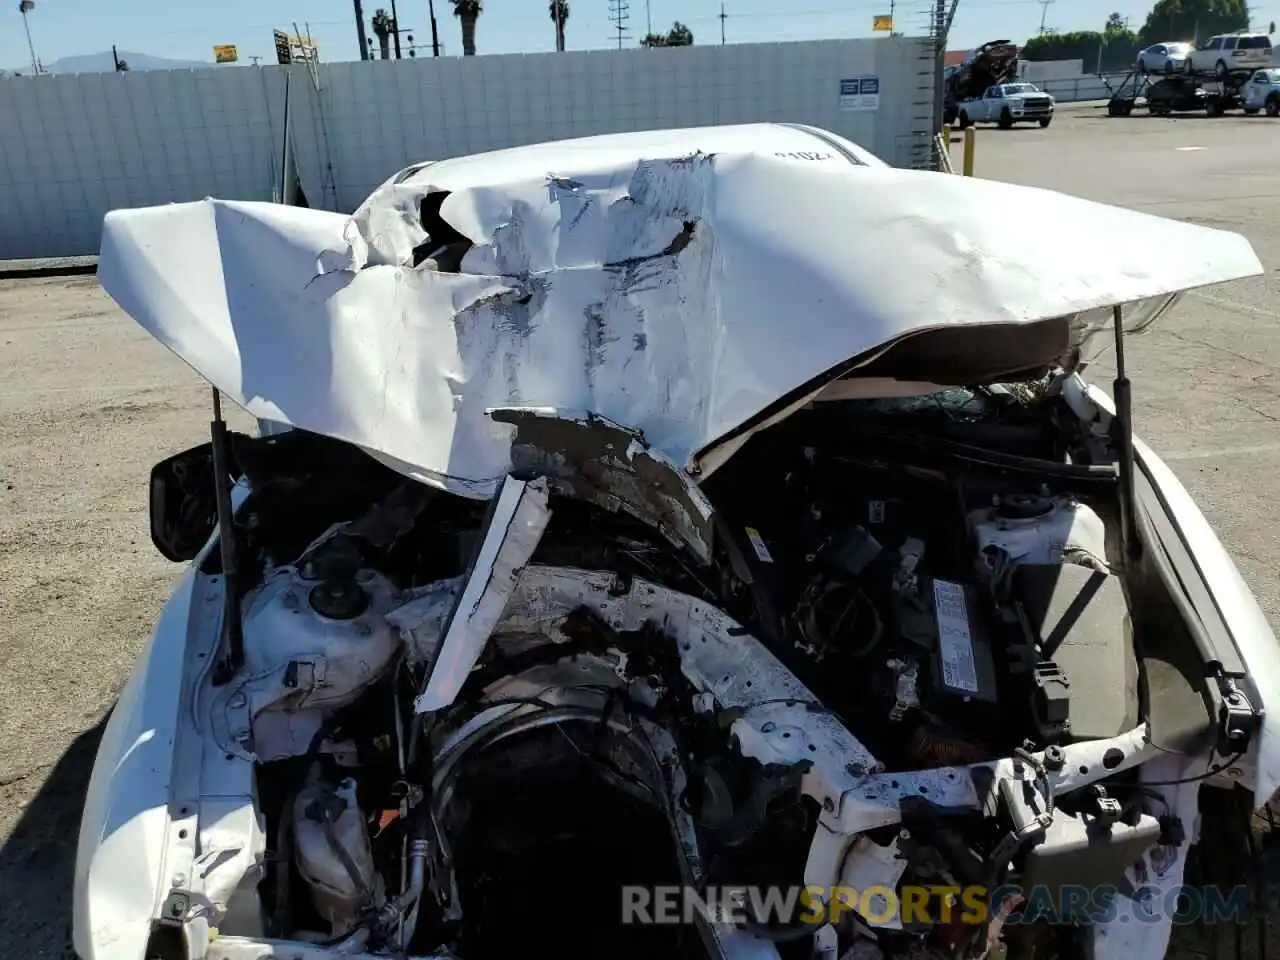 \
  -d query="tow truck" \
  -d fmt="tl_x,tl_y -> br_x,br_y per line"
944,40 -> 1056,129
1106,63 -> 1251,117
